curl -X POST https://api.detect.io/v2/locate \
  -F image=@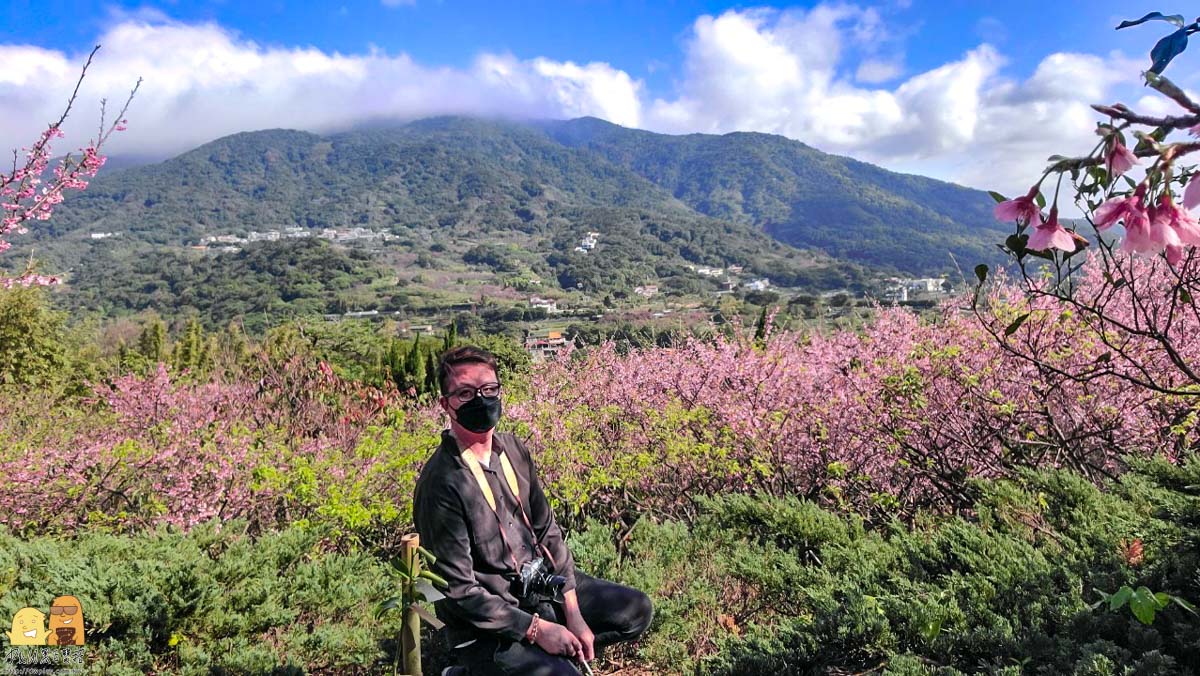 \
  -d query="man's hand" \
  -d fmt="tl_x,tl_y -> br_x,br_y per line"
534,621 -> 584,658
565,613 -> 596,661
